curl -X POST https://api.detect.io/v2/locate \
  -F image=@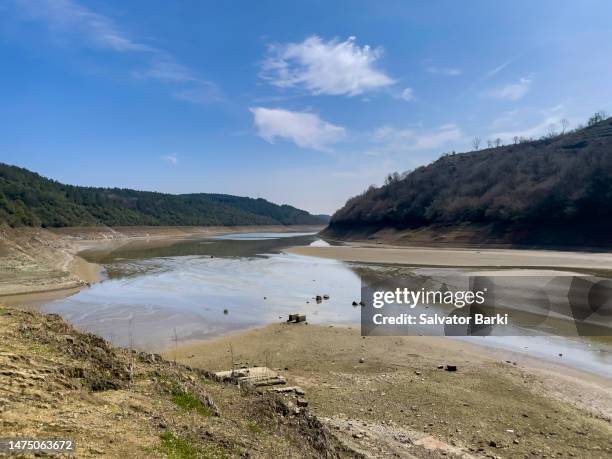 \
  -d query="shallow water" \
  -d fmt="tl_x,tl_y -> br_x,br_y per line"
42,232 -> 612,376
45,233 -> 362,350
